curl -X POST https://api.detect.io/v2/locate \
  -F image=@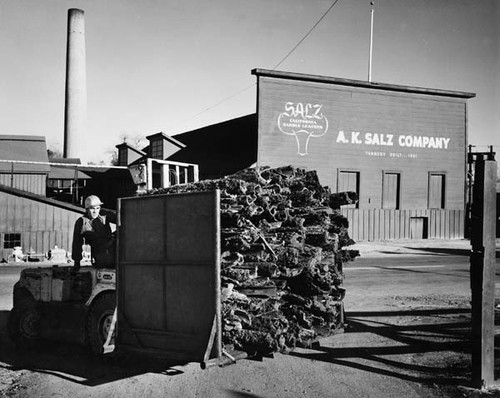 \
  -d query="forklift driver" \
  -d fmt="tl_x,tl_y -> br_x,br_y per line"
72,195 -> 117,271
